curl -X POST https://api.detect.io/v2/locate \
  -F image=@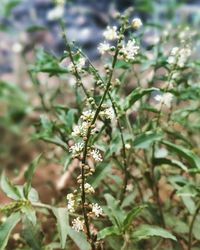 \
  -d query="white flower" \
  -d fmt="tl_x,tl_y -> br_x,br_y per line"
12,43 -> 23,53
71,122 -> 89,137
97,42 -> 111,55
155,148 -> 168,158
178,47 -> 191,67
47,5 -> 64,20
154,93 -> 173,108
72,217 -> 84,232
81,110 -> 95,122
103,26 -> 118,40
84,183 -> 95,194
69,142 -> 84,156
100,107 -> 115,120
167,46 -> 191,68
66,193 -> 75,212
90,149 -> 103,162
68,58 -> 86,72
71,125 -> 82,137
92,203 -> 103,217
131,18 -> 143,29
125,143 -> 131,149
119,40 -> 139,61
